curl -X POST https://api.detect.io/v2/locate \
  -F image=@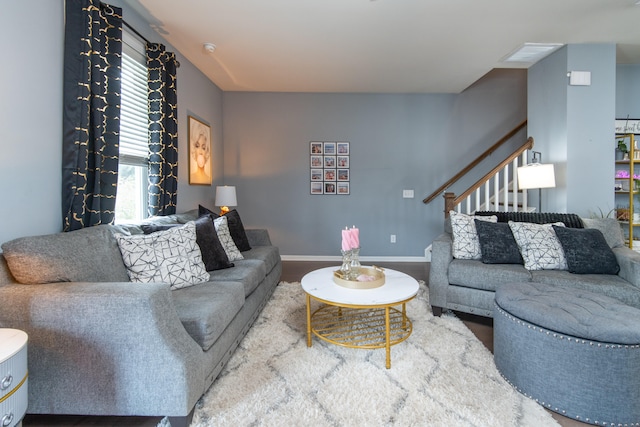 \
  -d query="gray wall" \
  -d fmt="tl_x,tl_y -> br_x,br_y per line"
0,0 -> 224,245
528,44 -> 616,218
617,64 -> 640,118
223,69 -> 527,258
